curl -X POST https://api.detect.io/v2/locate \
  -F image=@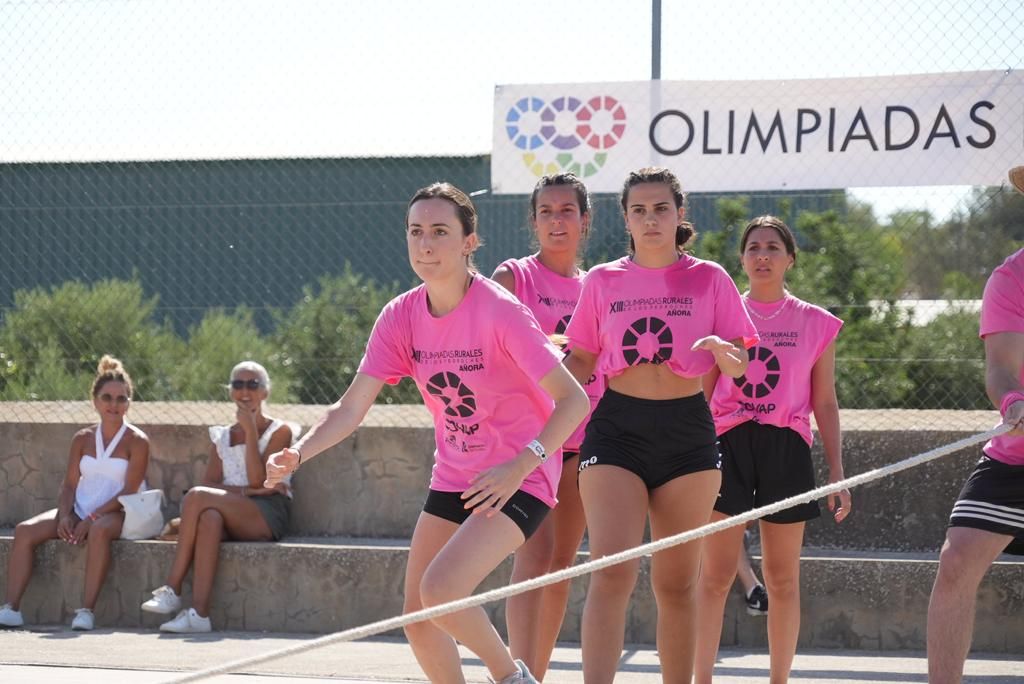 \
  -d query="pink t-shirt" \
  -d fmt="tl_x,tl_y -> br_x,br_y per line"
565,255 -> 759,380
499,254 -> 605,451
357,274 -> 566,506
710,295 -> 843,447
980,248 -> 1024,466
